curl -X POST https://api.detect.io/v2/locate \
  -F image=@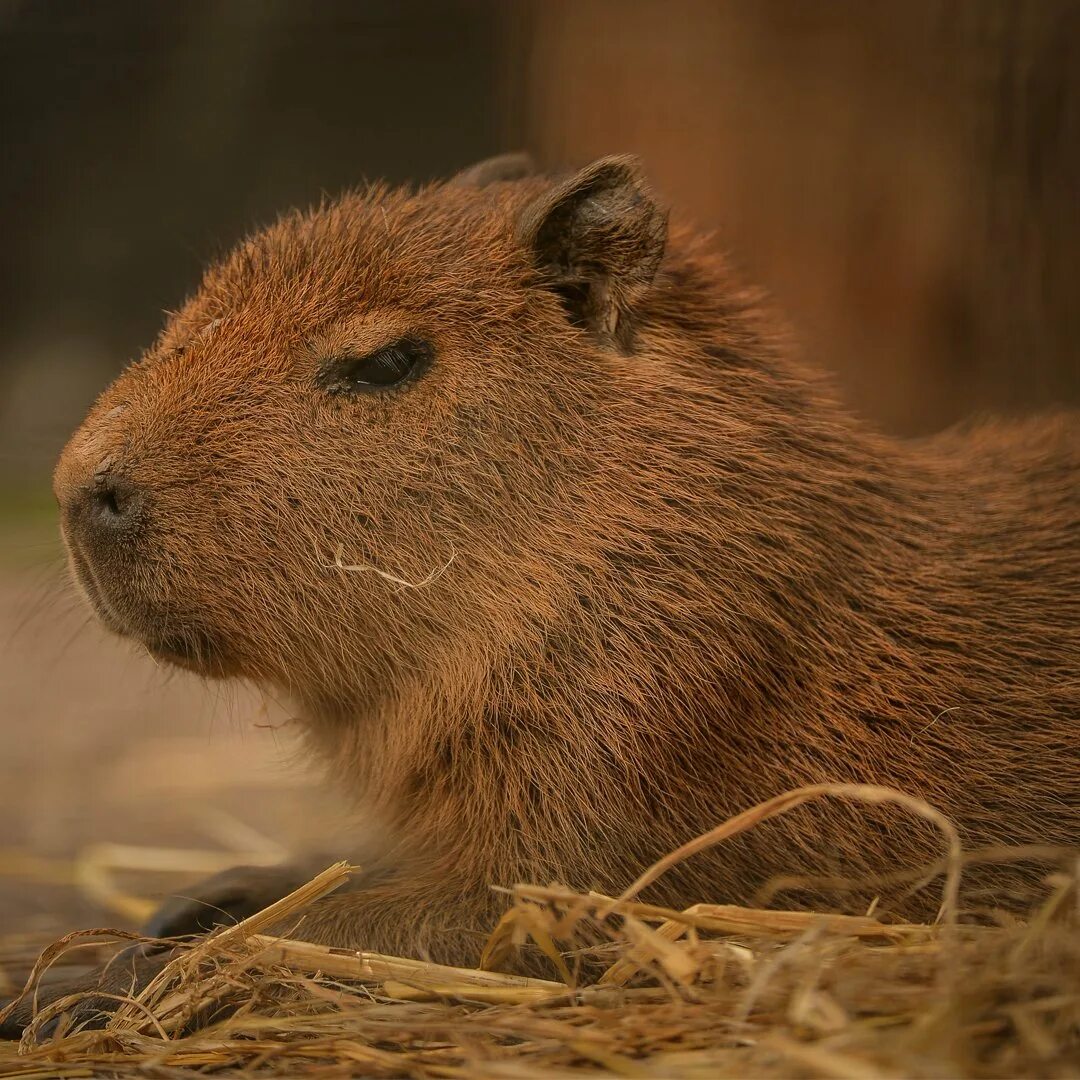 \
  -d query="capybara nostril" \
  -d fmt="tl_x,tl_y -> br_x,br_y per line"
74,473 -> 144,537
